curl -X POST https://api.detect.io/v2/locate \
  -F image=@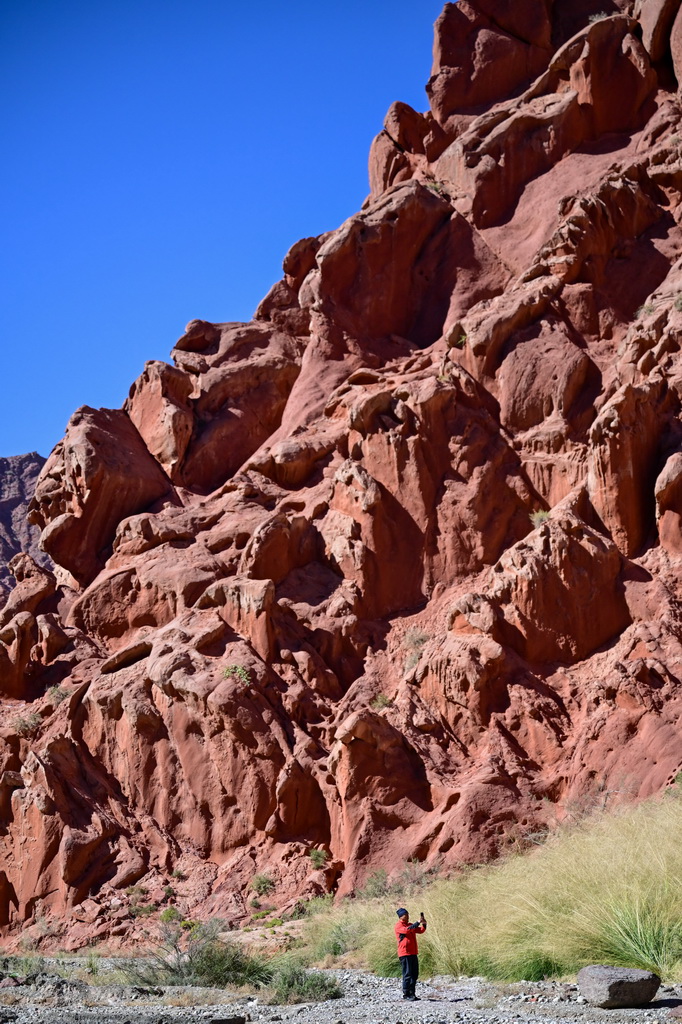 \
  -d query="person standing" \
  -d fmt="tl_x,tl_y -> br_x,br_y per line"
394,907 -> 427,1001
